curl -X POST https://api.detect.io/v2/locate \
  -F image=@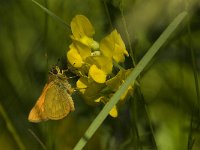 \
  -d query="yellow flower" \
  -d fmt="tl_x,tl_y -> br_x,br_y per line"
76,77 -> 88,94
86,55 -> 113,75
100,29 -> 129,63
71,15 -> 94,39
106,69 -> 134,102
67,15 -> 100,68
66,44 -> 84,68
70,15 -> 99,50
109,105 -> 118,118
66,15 -> 133,118
76,77 -> 105,106
76,77 -> 118,118
89,64 -> 107,83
